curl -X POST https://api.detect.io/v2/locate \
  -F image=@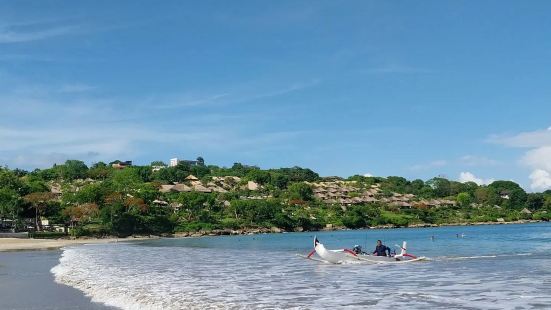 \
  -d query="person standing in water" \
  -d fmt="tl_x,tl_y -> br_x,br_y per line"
373,240 -> 391,256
